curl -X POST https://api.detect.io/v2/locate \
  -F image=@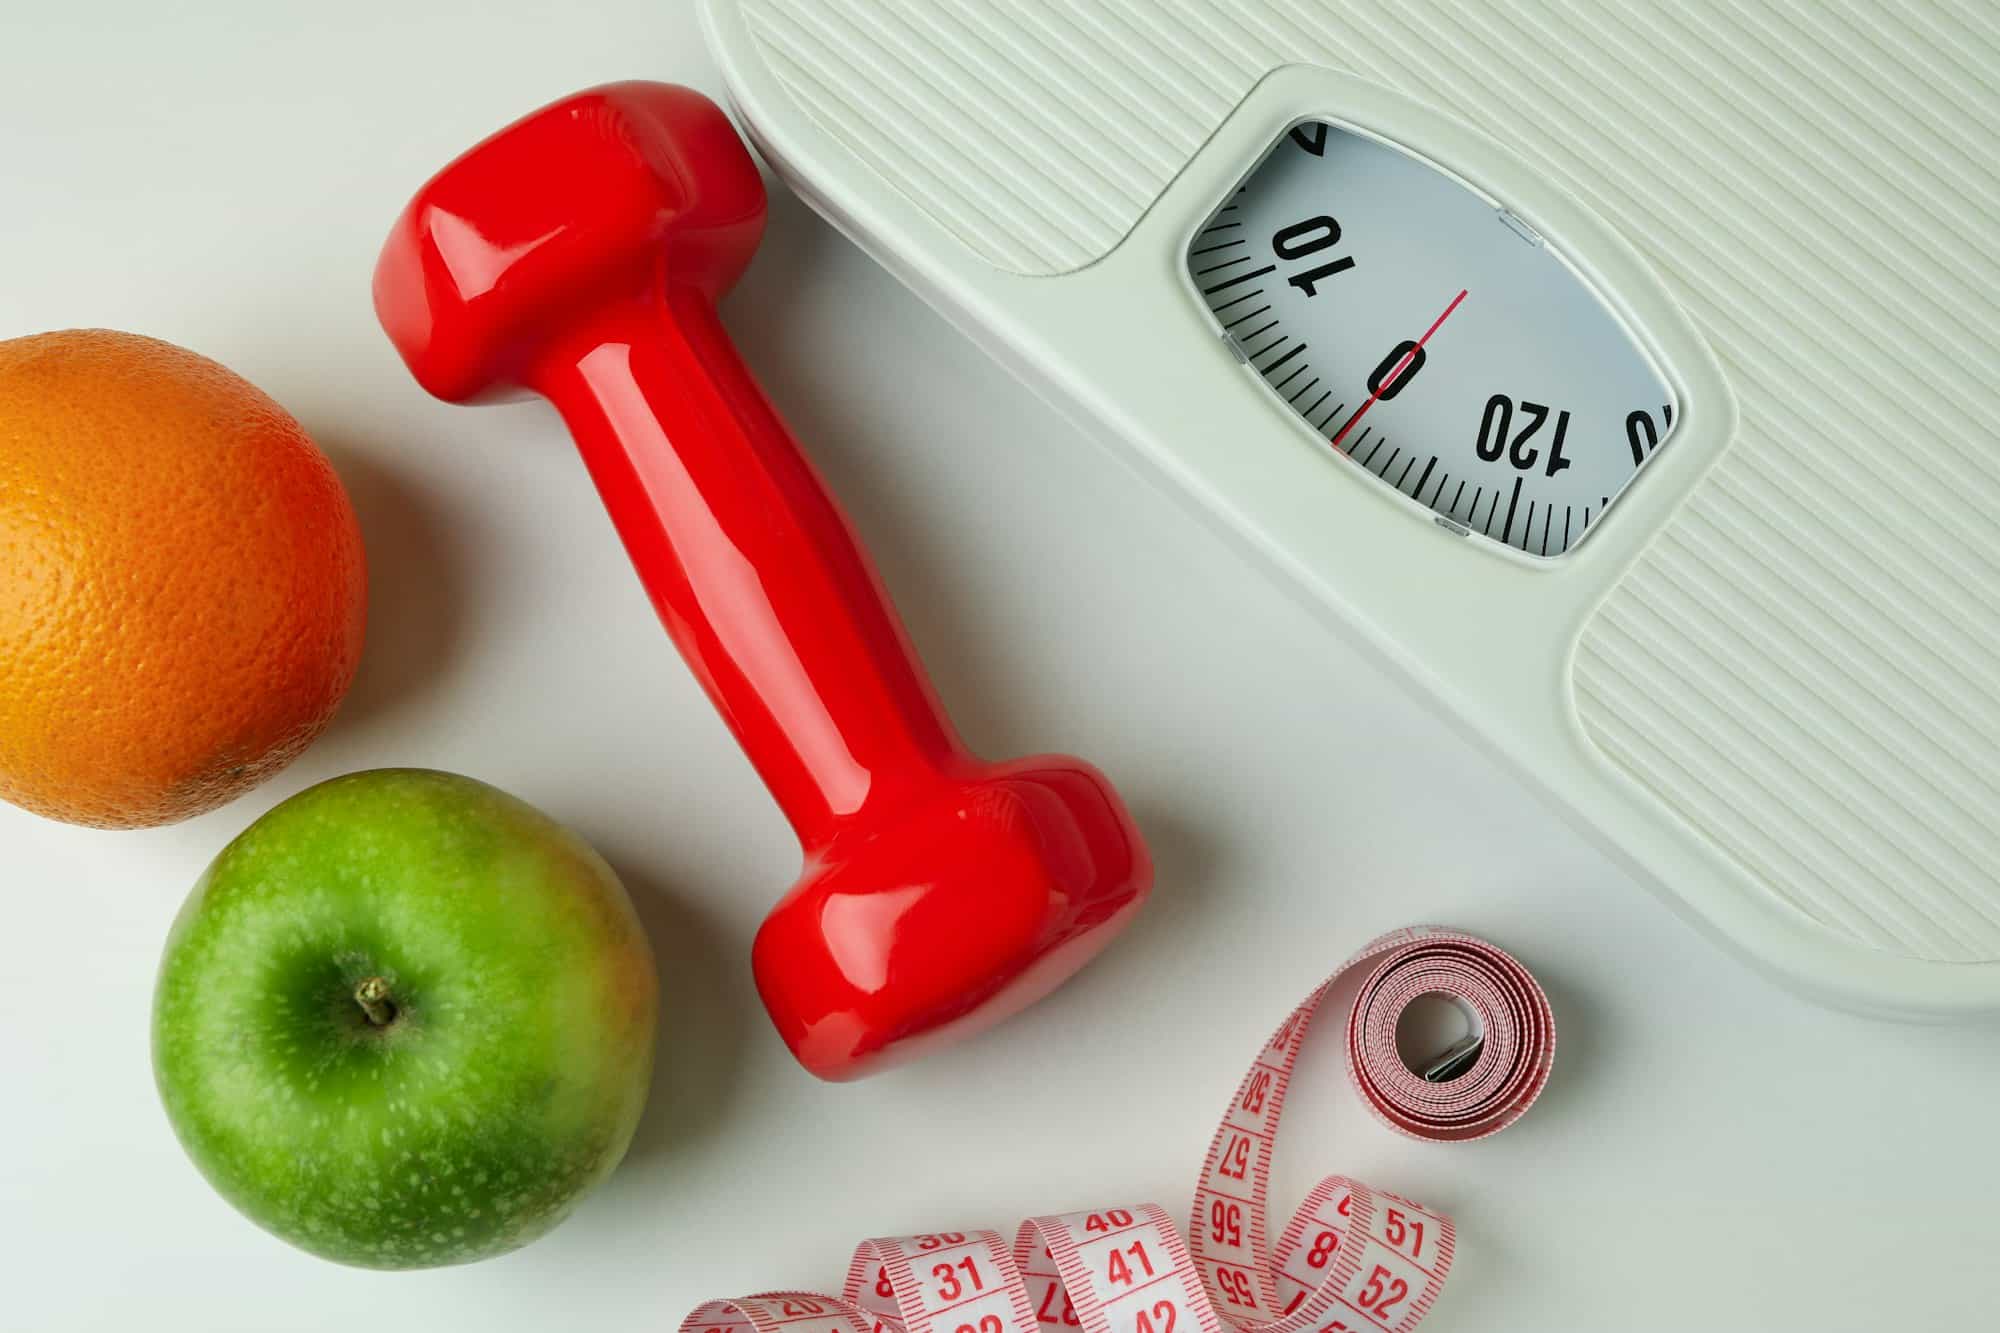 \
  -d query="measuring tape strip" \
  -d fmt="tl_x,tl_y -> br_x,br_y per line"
682,927 -> 1553,1333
